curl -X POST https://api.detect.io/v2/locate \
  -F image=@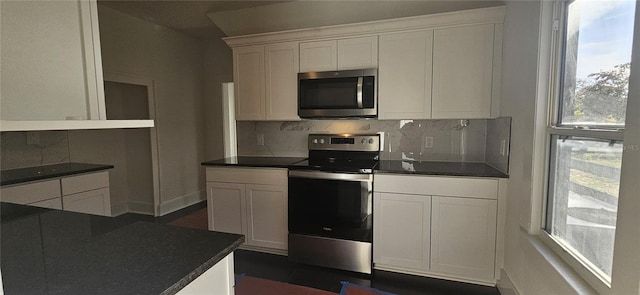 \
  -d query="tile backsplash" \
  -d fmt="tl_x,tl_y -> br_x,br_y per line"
237,118 -> 511,171
1,131 -> 70,170
1,118 -> 511,174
